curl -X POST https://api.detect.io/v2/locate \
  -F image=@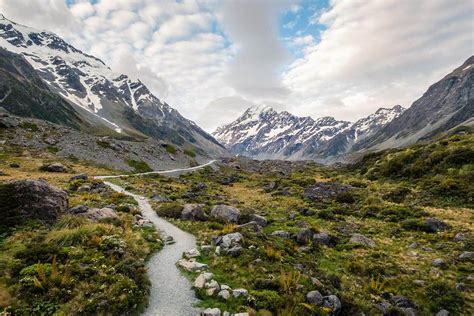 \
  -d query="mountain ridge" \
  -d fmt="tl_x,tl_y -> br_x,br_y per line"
0,14 -> 226,157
